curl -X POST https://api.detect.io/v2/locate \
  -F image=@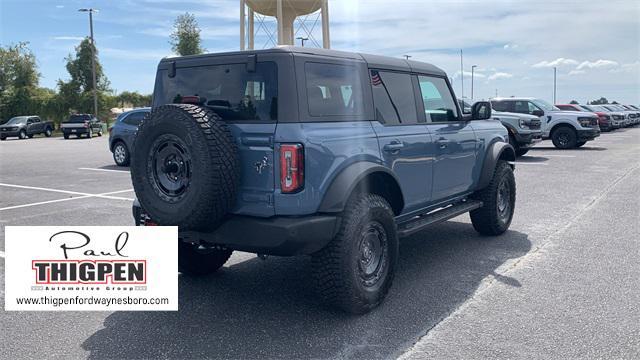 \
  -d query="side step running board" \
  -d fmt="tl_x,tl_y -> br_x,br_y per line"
397,200 -> 483,237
